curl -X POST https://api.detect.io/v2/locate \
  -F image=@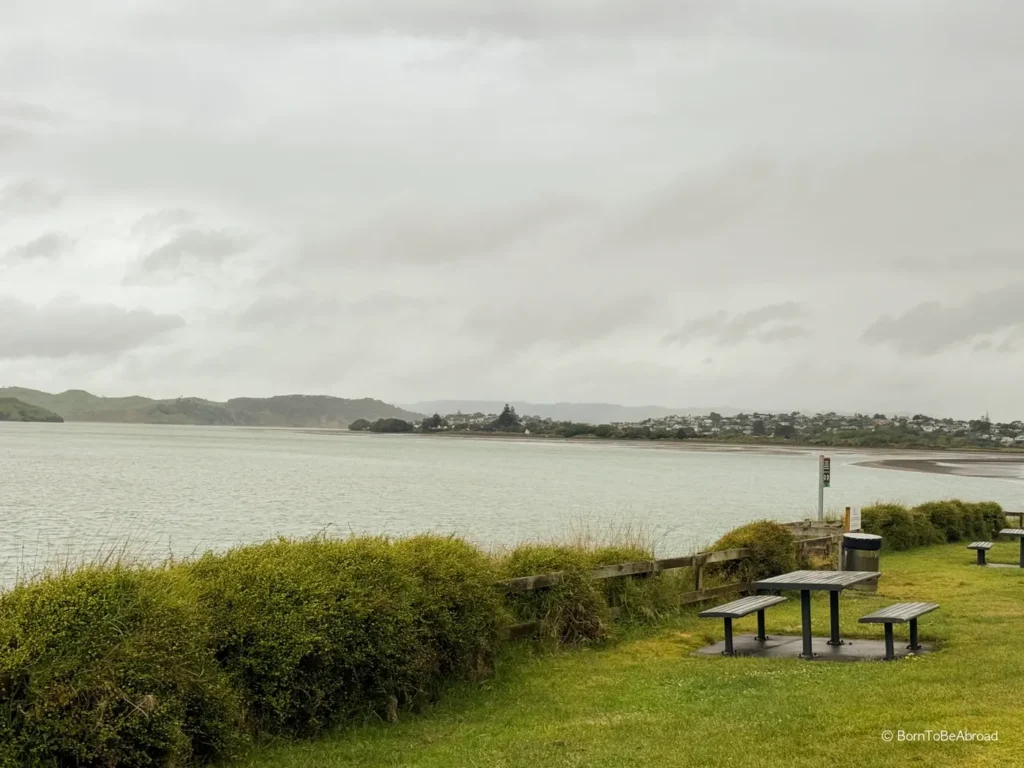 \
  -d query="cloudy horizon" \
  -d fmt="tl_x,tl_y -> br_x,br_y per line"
2,1 -> 1023,420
